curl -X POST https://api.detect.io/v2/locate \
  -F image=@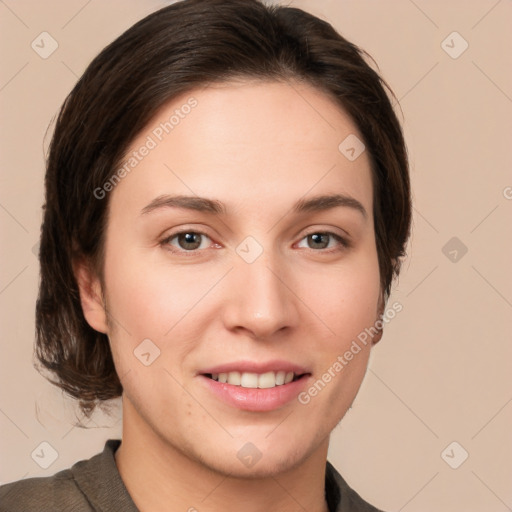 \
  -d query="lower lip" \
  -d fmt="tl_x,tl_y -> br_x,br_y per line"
199,374 -> 311,412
